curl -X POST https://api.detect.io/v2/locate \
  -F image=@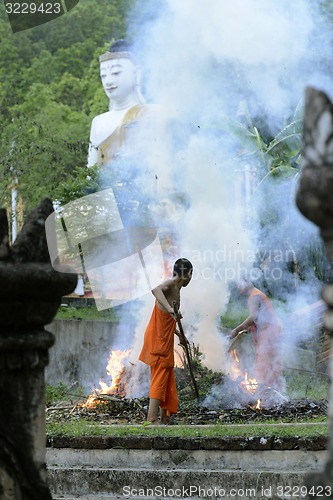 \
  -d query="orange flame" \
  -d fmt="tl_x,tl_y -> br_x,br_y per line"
229,349 -> 243,379
82,348 -> 132,408
102,348 -> 132,394
229,348 -> 259,395
255,399 -> 261,410
83,393 -> 101,408
240,372 -> 258,394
